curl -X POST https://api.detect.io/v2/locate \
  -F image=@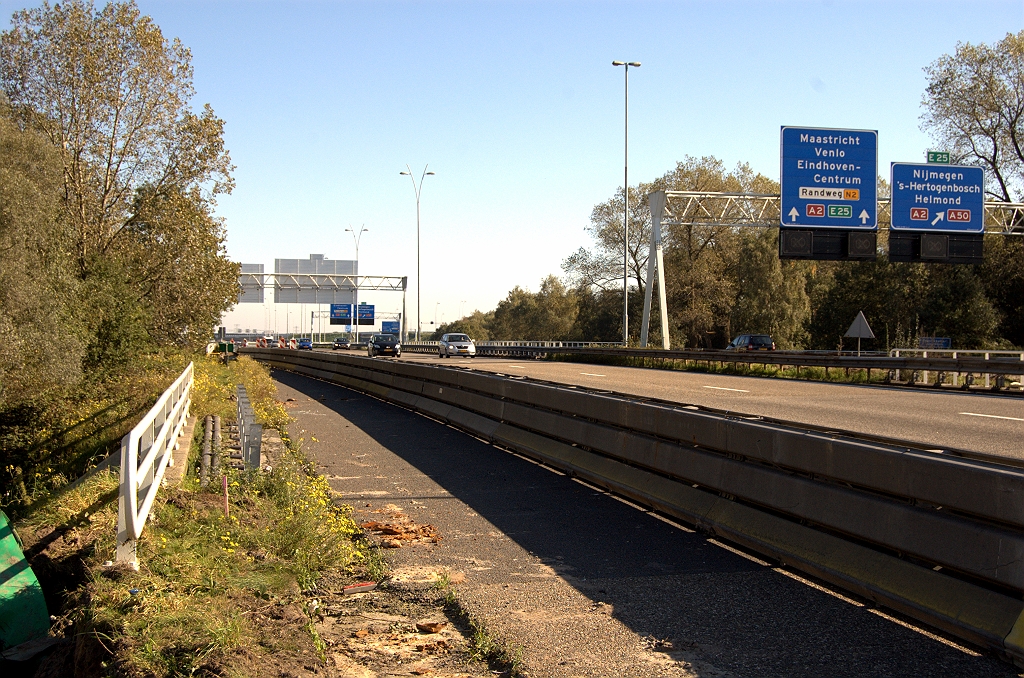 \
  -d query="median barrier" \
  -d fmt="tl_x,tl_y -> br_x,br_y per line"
243,347 -> 1024,664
